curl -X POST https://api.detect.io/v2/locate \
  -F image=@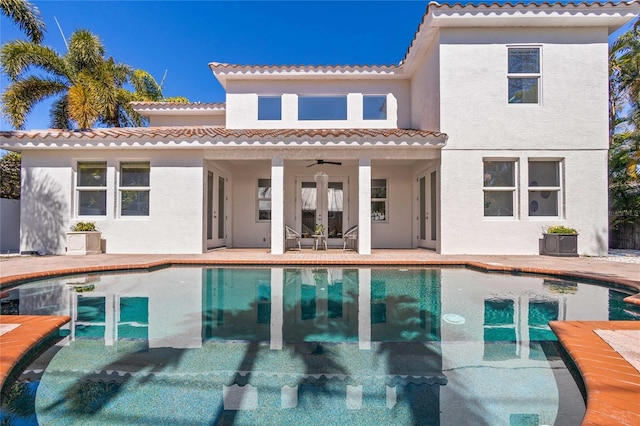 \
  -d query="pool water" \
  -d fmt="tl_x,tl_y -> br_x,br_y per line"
1,267 -> 638,425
